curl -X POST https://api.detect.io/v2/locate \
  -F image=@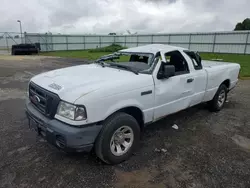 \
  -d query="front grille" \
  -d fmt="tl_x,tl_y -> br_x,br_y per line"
29,82 -> 60,118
